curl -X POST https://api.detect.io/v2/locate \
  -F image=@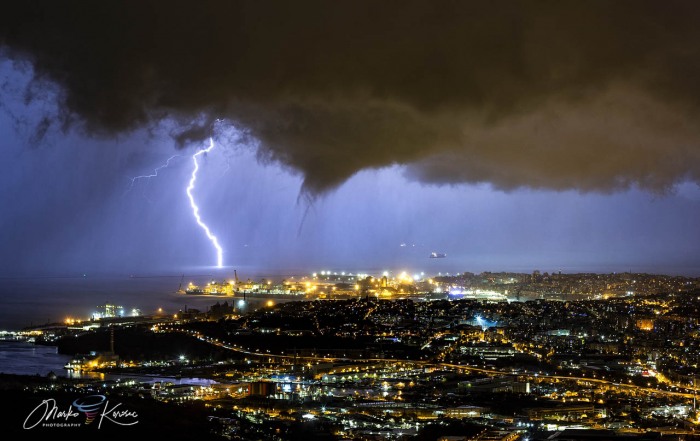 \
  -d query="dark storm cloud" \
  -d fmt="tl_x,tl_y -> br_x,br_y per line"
1,0 -> 700,193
